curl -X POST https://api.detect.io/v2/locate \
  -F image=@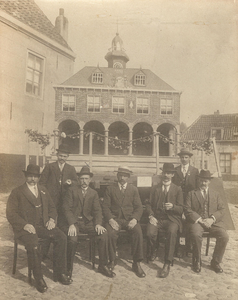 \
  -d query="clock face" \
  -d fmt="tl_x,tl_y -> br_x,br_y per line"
113,62 -> 123,69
